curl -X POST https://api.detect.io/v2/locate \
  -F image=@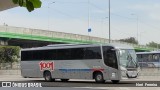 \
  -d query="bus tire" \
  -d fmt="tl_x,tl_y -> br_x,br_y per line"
111,80 -> 119,84
44,71 -> 54,82
94,72 -> 105,83
61,79 -> 69,82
